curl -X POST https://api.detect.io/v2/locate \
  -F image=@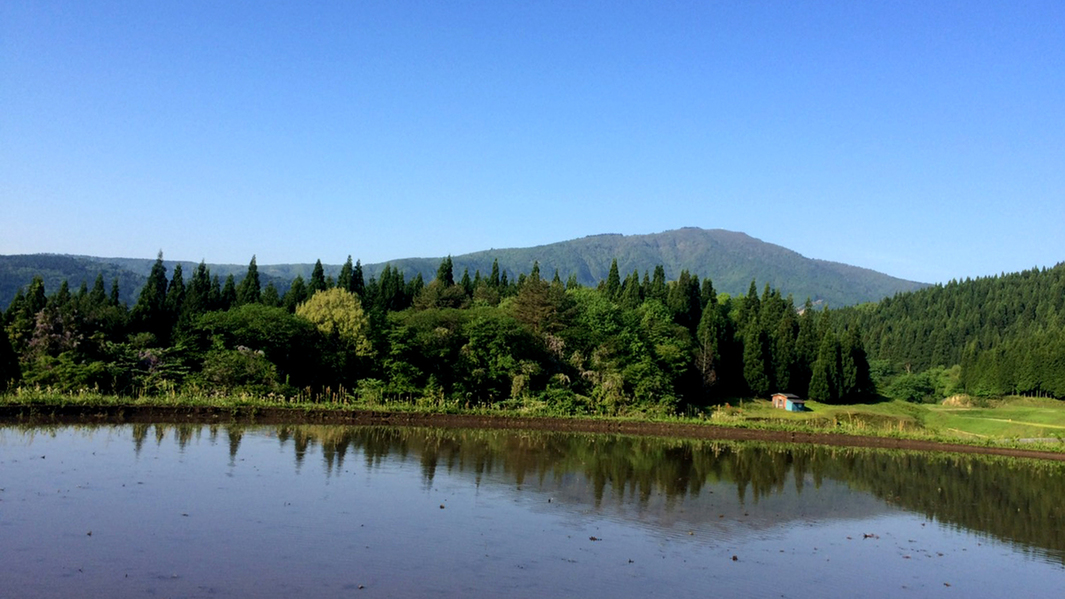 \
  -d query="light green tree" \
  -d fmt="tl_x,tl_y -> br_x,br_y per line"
296,288 -> 372,356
